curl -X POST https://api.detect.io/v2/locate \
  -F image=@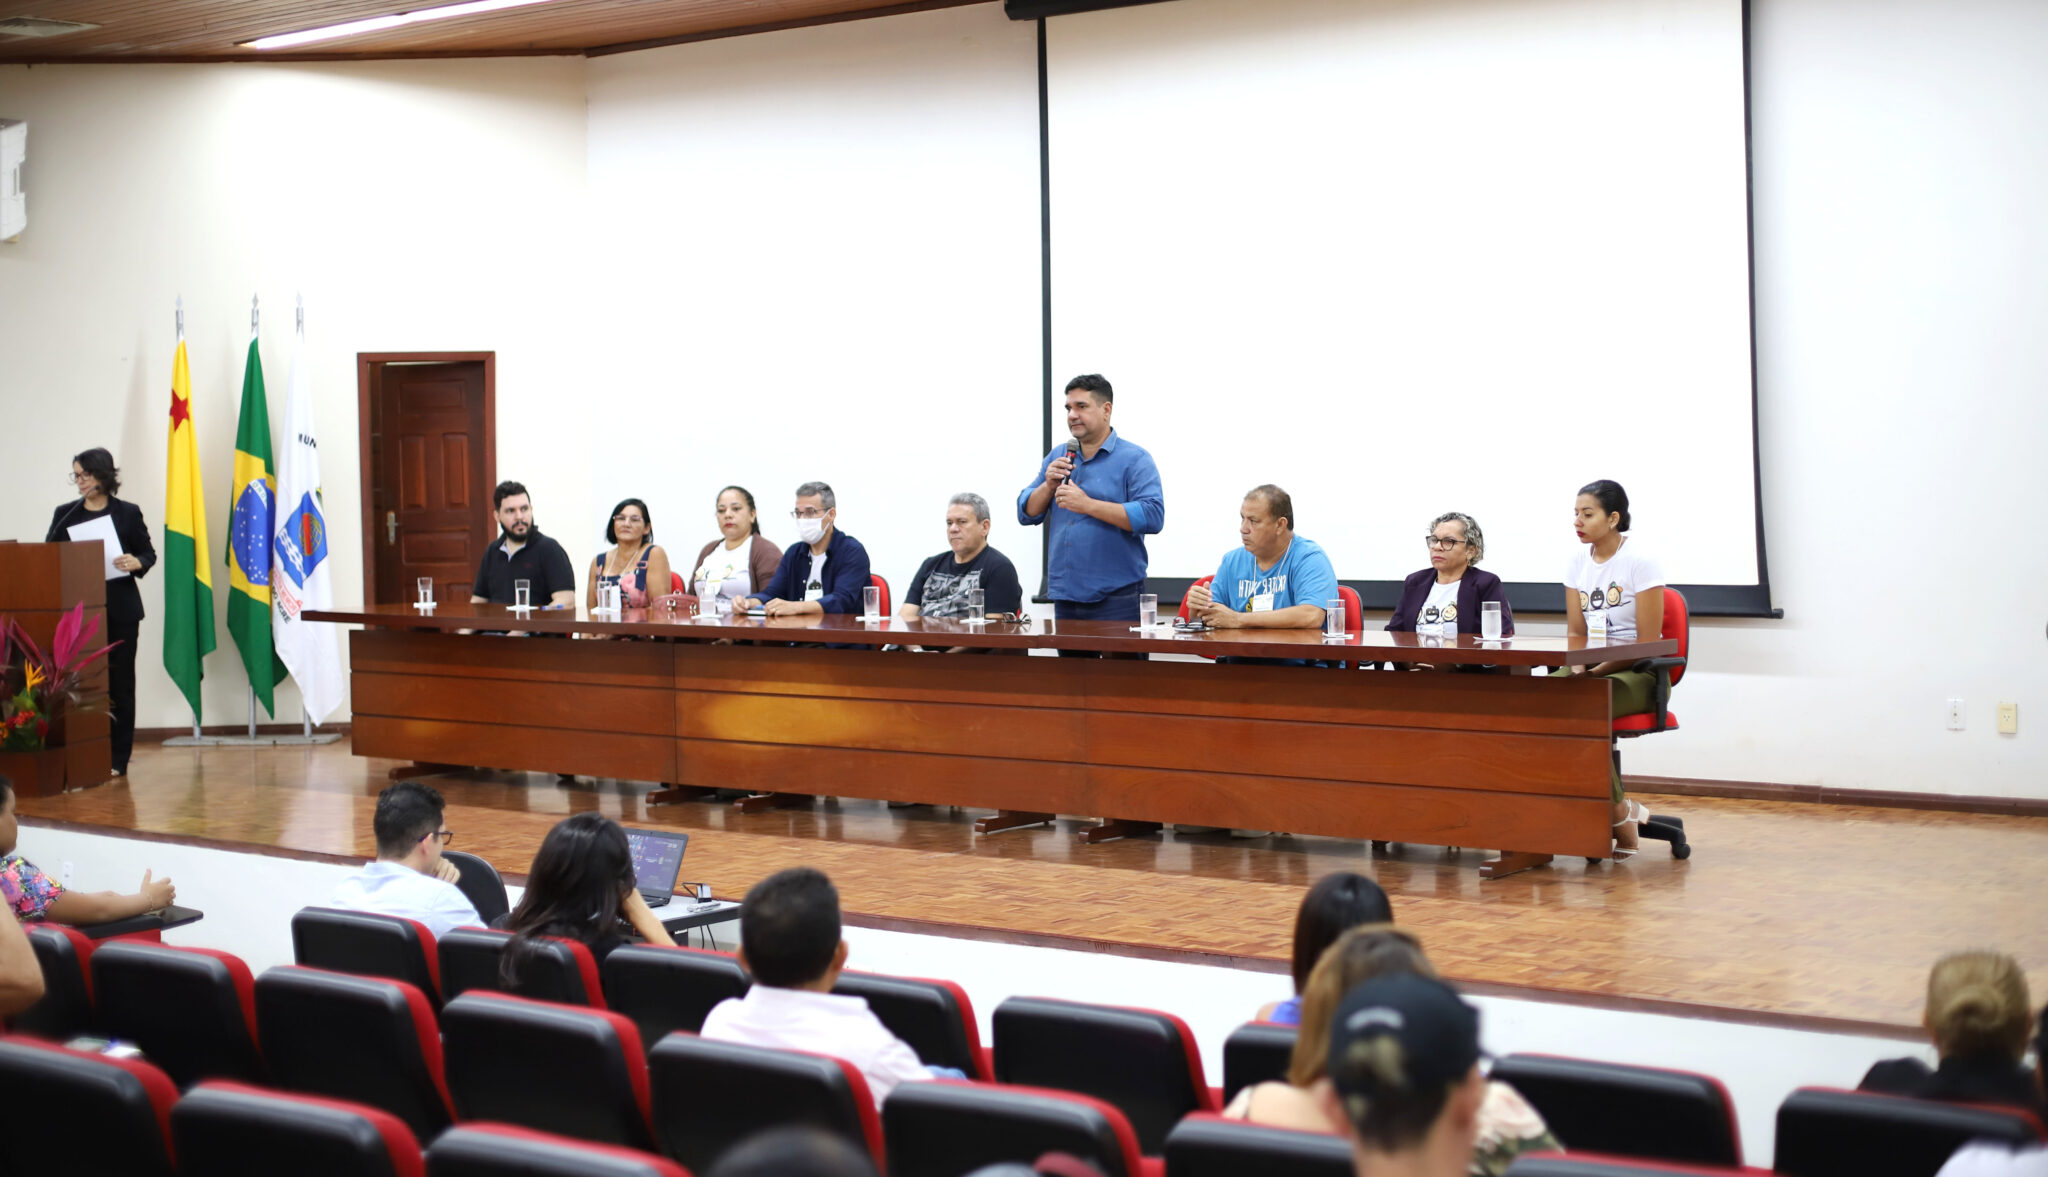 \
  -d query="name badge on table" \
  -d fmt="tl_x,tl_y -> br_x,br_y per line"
1249,593 -> 1275,613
